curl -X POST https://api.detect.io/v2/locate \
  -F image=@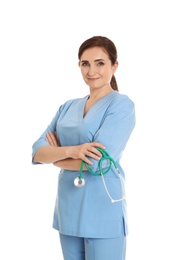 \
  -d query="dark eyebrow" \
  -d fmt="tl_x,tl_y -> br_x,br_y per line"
80,59 -> 105,63
94,59 -> 105,62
